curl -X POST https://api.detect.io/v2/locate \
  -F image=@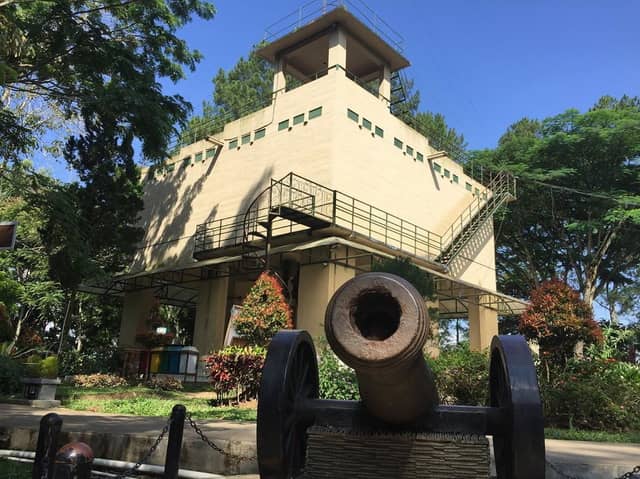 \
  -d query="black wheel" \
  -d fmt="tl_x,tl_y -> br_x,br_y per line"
490,335 -> 545,479
257,330 -> 319,479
